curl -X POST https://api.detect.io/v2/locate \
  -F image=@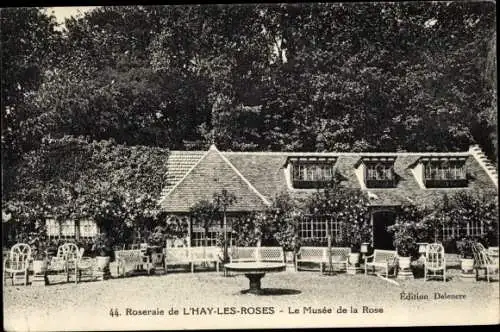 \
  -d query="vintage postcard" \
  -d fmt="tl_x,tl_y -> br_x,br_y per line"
2,2 -> 498,331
